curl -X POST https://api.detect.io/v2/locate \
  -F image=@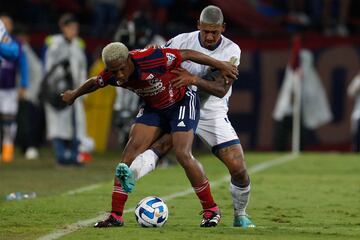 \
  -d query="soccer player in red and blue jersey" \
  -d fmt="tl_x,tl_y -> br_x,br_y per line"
62,42 -> 237,227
